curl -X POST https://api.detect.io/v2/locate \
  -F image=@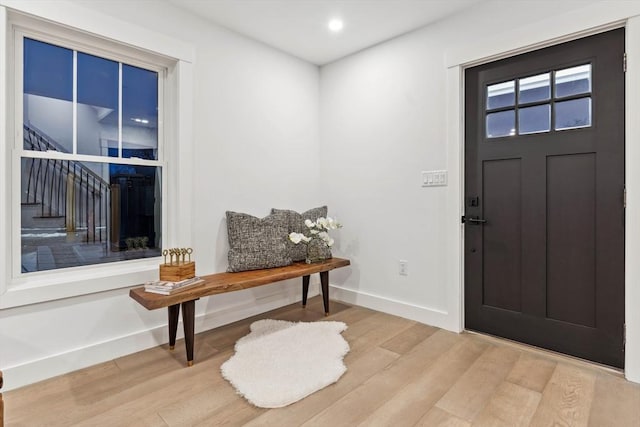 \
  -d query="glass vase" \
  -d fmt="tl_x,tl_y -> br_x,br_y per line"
306,238 -> 332,264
